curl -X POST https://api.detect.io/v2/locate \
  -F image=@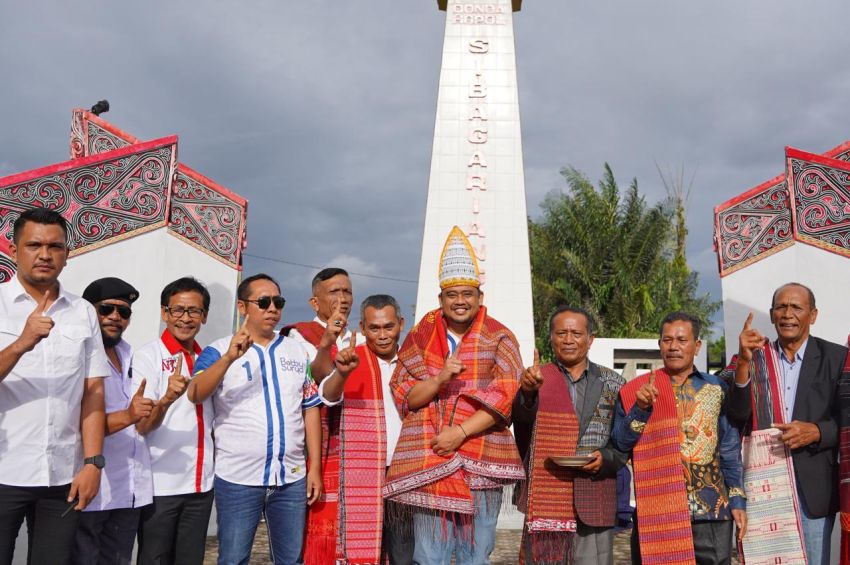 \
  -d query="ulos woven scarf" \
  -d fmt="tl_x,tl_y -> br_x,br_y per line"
721,341 -> 807,565
519,362 -> 579,565
838,336 -> 850,565
620,369 -> 695,565
383,306 -> 524,515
